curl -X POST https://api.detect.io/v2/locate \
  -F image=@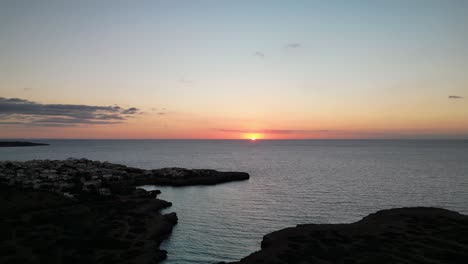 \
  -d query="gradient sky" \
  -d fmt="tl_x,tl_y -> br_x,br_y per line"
1,0 -> 467,139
